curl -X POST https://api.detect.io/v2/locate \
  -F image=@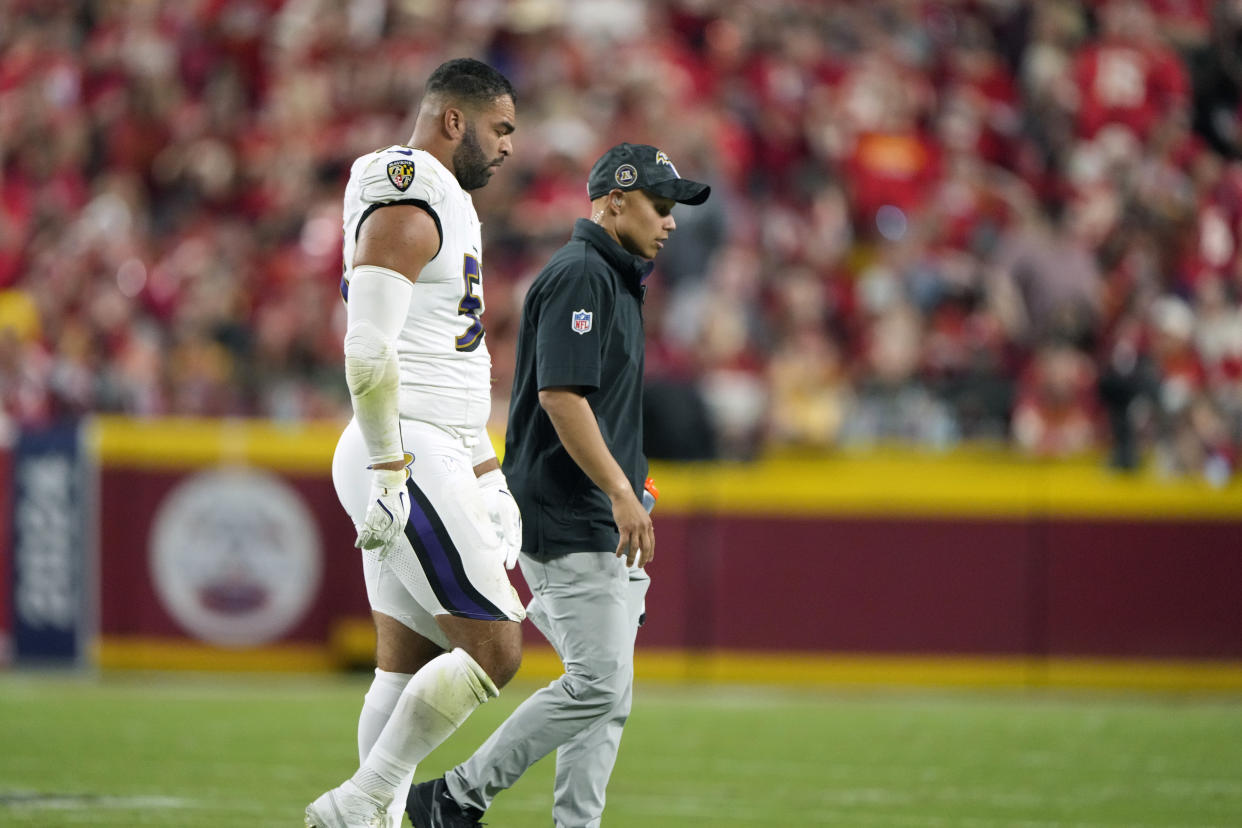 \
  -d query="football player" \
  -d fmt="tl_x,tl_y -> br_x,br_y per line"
305,57 -> 524,828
